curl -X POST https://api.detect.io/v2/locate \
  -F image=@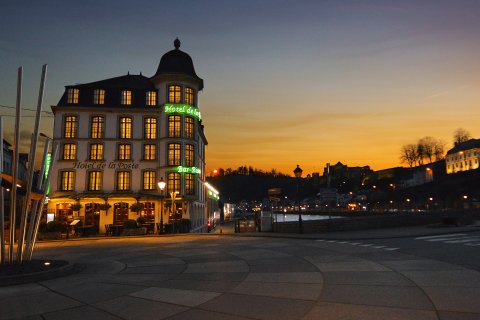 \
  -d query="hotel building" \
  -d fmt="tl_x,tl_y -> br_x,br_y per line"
445,139 -> 480,174
48,39 -> 212,234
